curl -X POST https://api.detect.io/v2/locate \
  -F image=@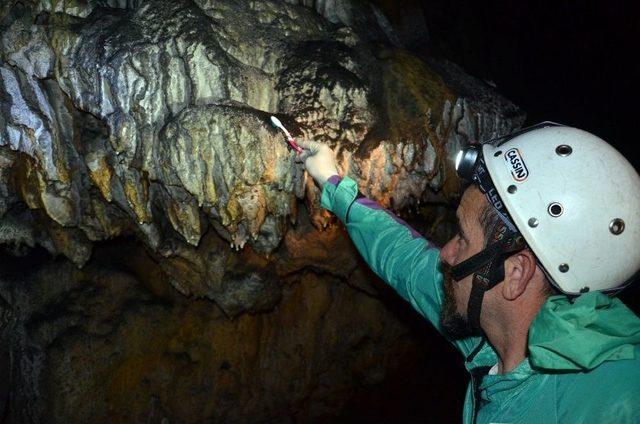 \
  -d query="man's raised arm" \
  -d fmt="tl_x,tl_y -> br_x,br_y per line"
296,139 -> 445,328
